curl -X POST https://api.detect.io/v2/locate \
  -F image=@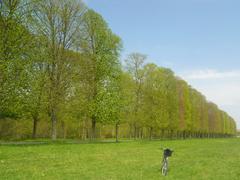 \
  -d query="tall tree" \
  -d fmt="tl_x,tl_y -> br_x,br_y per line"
79,9 -> 122,138
24,37 -> 49,138
142,64 -> 162,139
30,0 -> 85,139
0,0 -> 32,119
125,53 -> 146,138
